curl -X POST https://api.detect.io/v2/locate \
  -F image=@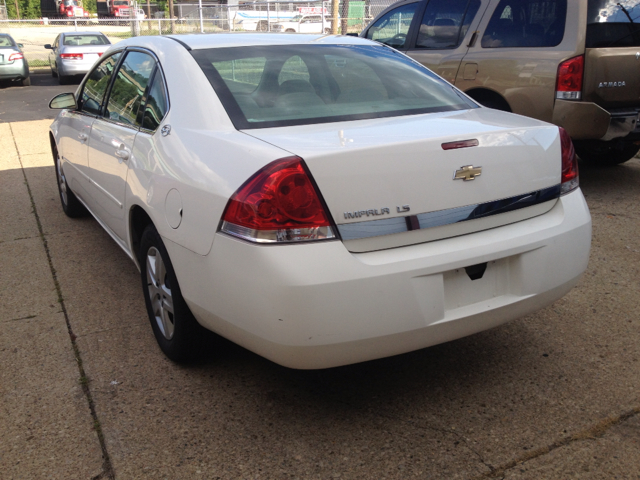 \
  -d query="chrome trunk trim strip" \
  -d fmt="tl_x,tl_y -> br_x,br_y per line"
337,185 -> 562,241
